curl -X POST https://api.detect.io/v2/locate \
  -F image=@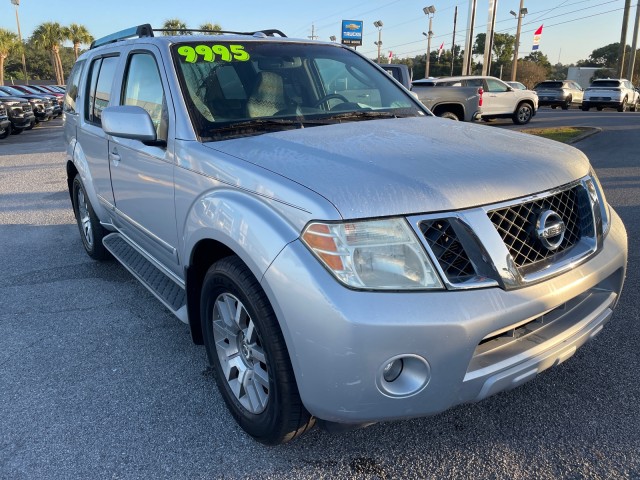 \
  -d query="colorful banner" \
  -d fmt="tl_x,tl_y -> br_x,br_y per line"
532,25 -> 543,51
437,42 -> 444,59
